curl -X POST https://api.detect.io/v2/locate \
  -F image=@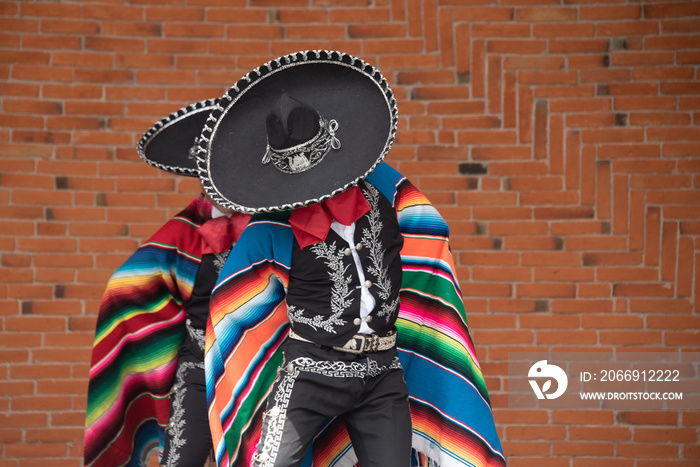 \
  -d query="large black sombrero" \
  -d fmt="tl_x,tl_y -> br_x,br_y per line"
196,50 -> 398,213
137,98 -> 219,176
